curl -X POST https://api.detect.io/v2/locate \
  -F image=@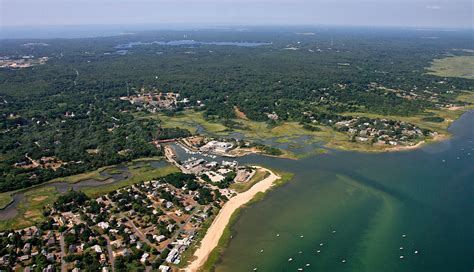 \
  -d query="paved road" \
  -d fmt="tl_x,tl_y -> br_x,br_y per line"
104,235 -> 116,272
59,234 -> 67,272
126,218 -> 159,250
